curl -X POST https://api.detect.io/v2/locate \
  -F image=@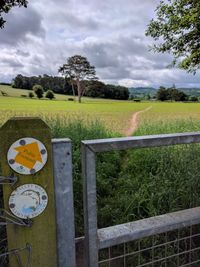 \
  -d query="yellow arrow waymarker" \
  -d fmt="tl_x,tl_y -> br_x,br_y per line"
14,142 -> 43,170
7,137 -> 48,175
